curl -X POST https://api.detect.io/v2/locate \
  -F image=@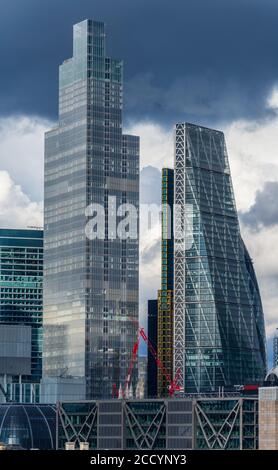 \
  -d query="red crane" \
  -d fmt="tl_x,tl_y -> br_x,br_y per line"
123,337 -> 139,397
130,317 -> 182,397
137,325 -> 182,397
112,318 -> 182,398
112,336 -> 139,399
